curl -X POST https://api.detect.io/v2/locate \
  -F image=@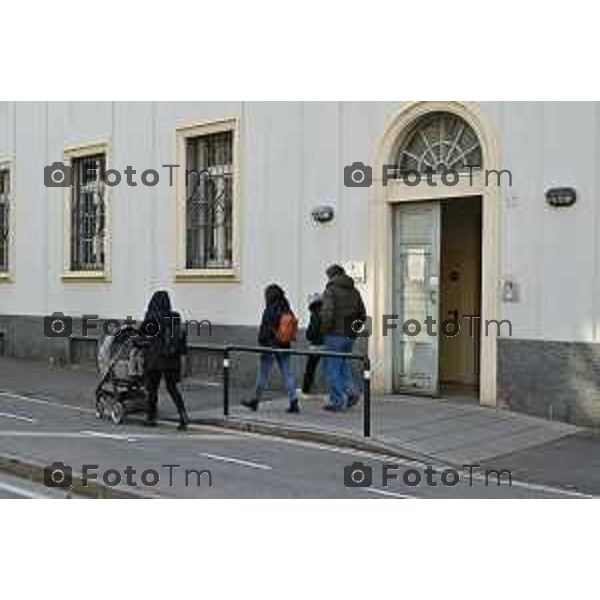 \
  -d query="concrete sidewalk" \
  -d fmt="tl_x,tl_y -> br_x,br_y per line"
190,394 -> 578,464
0,356 -> 579,465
